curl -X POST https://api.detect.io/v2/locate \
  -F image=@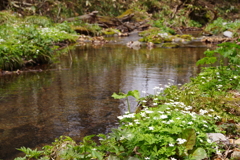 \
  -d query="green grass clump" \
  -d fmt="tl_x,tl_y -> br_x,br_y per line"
204,17 -> 240,36
0,13 -> 78,71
